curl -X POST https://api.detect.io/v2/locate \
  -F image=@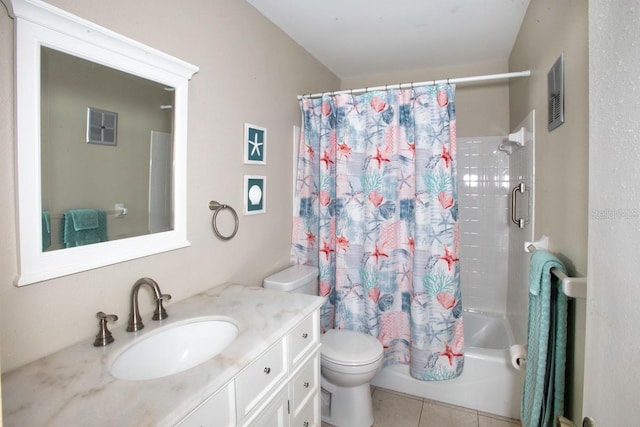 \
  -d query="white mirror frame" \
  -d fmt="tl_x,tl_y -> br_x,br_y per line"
4,0 -> 199,286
